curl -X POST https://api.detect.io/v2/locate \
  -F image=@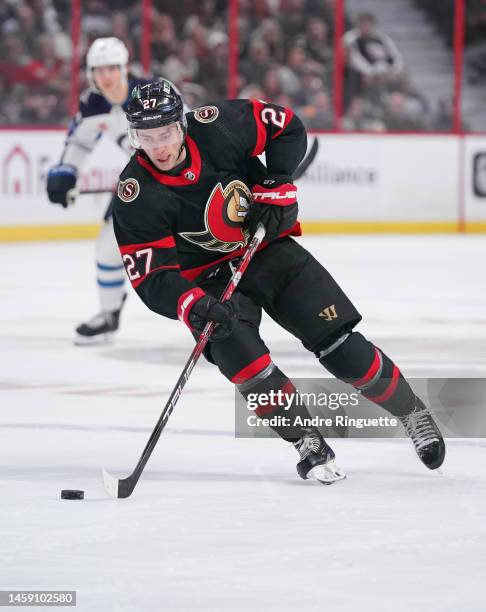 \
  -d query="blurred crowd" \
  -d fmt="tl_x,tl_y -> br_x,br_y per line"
139,0 -> 339,130
0,0 -> 70,123
0,0 -> 470,132
340,11 -> 433,132
414,0 -> 486,88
